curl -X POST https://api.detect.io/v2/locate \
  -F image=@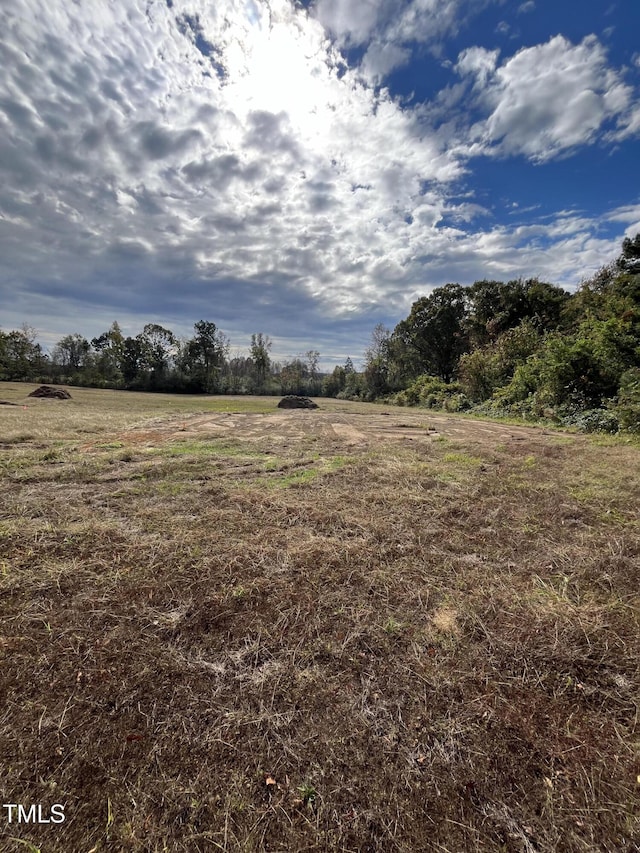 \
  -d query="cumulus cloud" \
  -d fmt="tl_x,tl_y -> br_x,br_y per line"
0,1 -> 637,361
456,35 -> 635,161
0,0 -> 470,350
